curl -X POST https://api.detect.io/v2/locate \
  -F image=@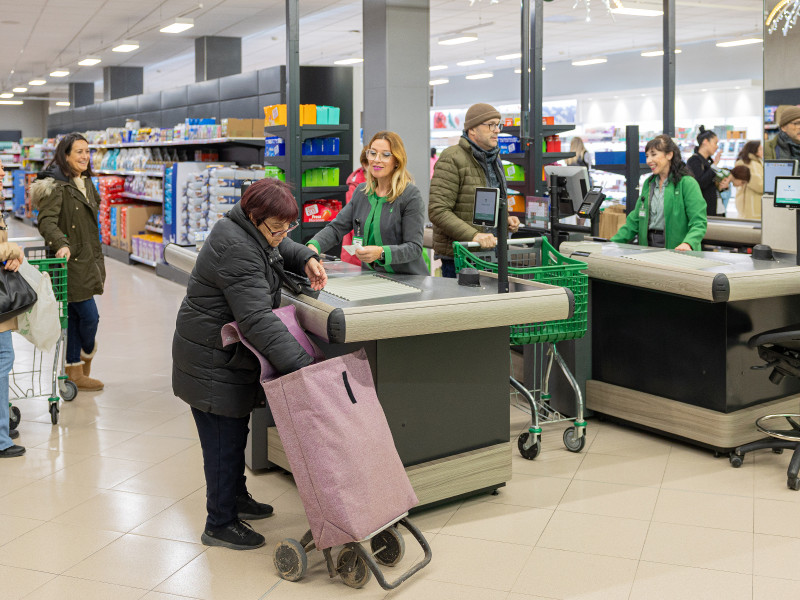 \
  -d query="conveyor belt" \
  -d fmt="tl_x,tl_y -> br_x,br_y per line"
620,250 -> 728,270
320,274 -> 422,302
